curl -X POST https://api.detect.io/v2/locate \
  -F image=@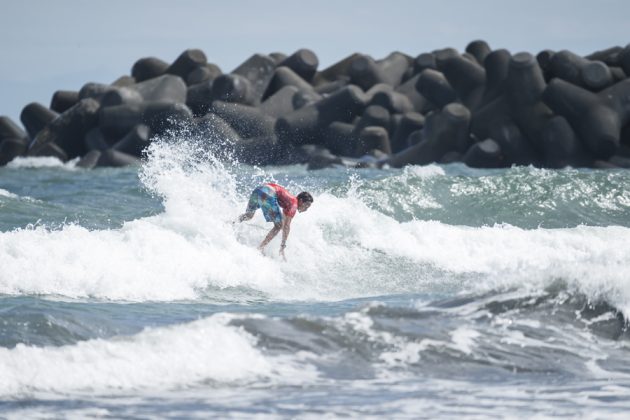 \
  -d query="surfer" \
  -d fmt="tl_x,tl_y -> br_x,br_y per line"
237,183 -> 313,259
